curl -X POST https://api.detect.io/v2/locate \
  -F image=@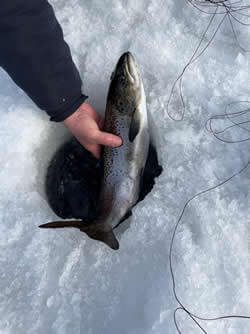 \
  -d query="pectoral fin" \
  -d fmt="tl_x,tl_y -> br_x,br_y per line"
129,109 -> 140,142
